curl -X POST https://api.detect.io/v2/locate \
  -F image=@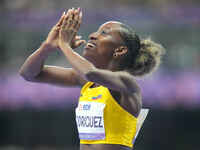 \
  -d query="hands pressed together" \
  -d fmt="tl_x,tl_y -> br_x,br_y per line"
45,8 -> 85,50
43,7 -> 95,80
